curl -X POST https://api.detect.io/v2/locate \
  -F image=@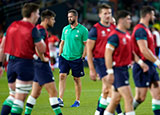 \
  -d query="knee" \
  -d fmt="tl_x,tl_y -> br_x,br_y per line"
73,78 -> 80,84
59,74 -> 67,81
102,87 -> 110,95
114,97 -> 121,105
136,96 -> 145,103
